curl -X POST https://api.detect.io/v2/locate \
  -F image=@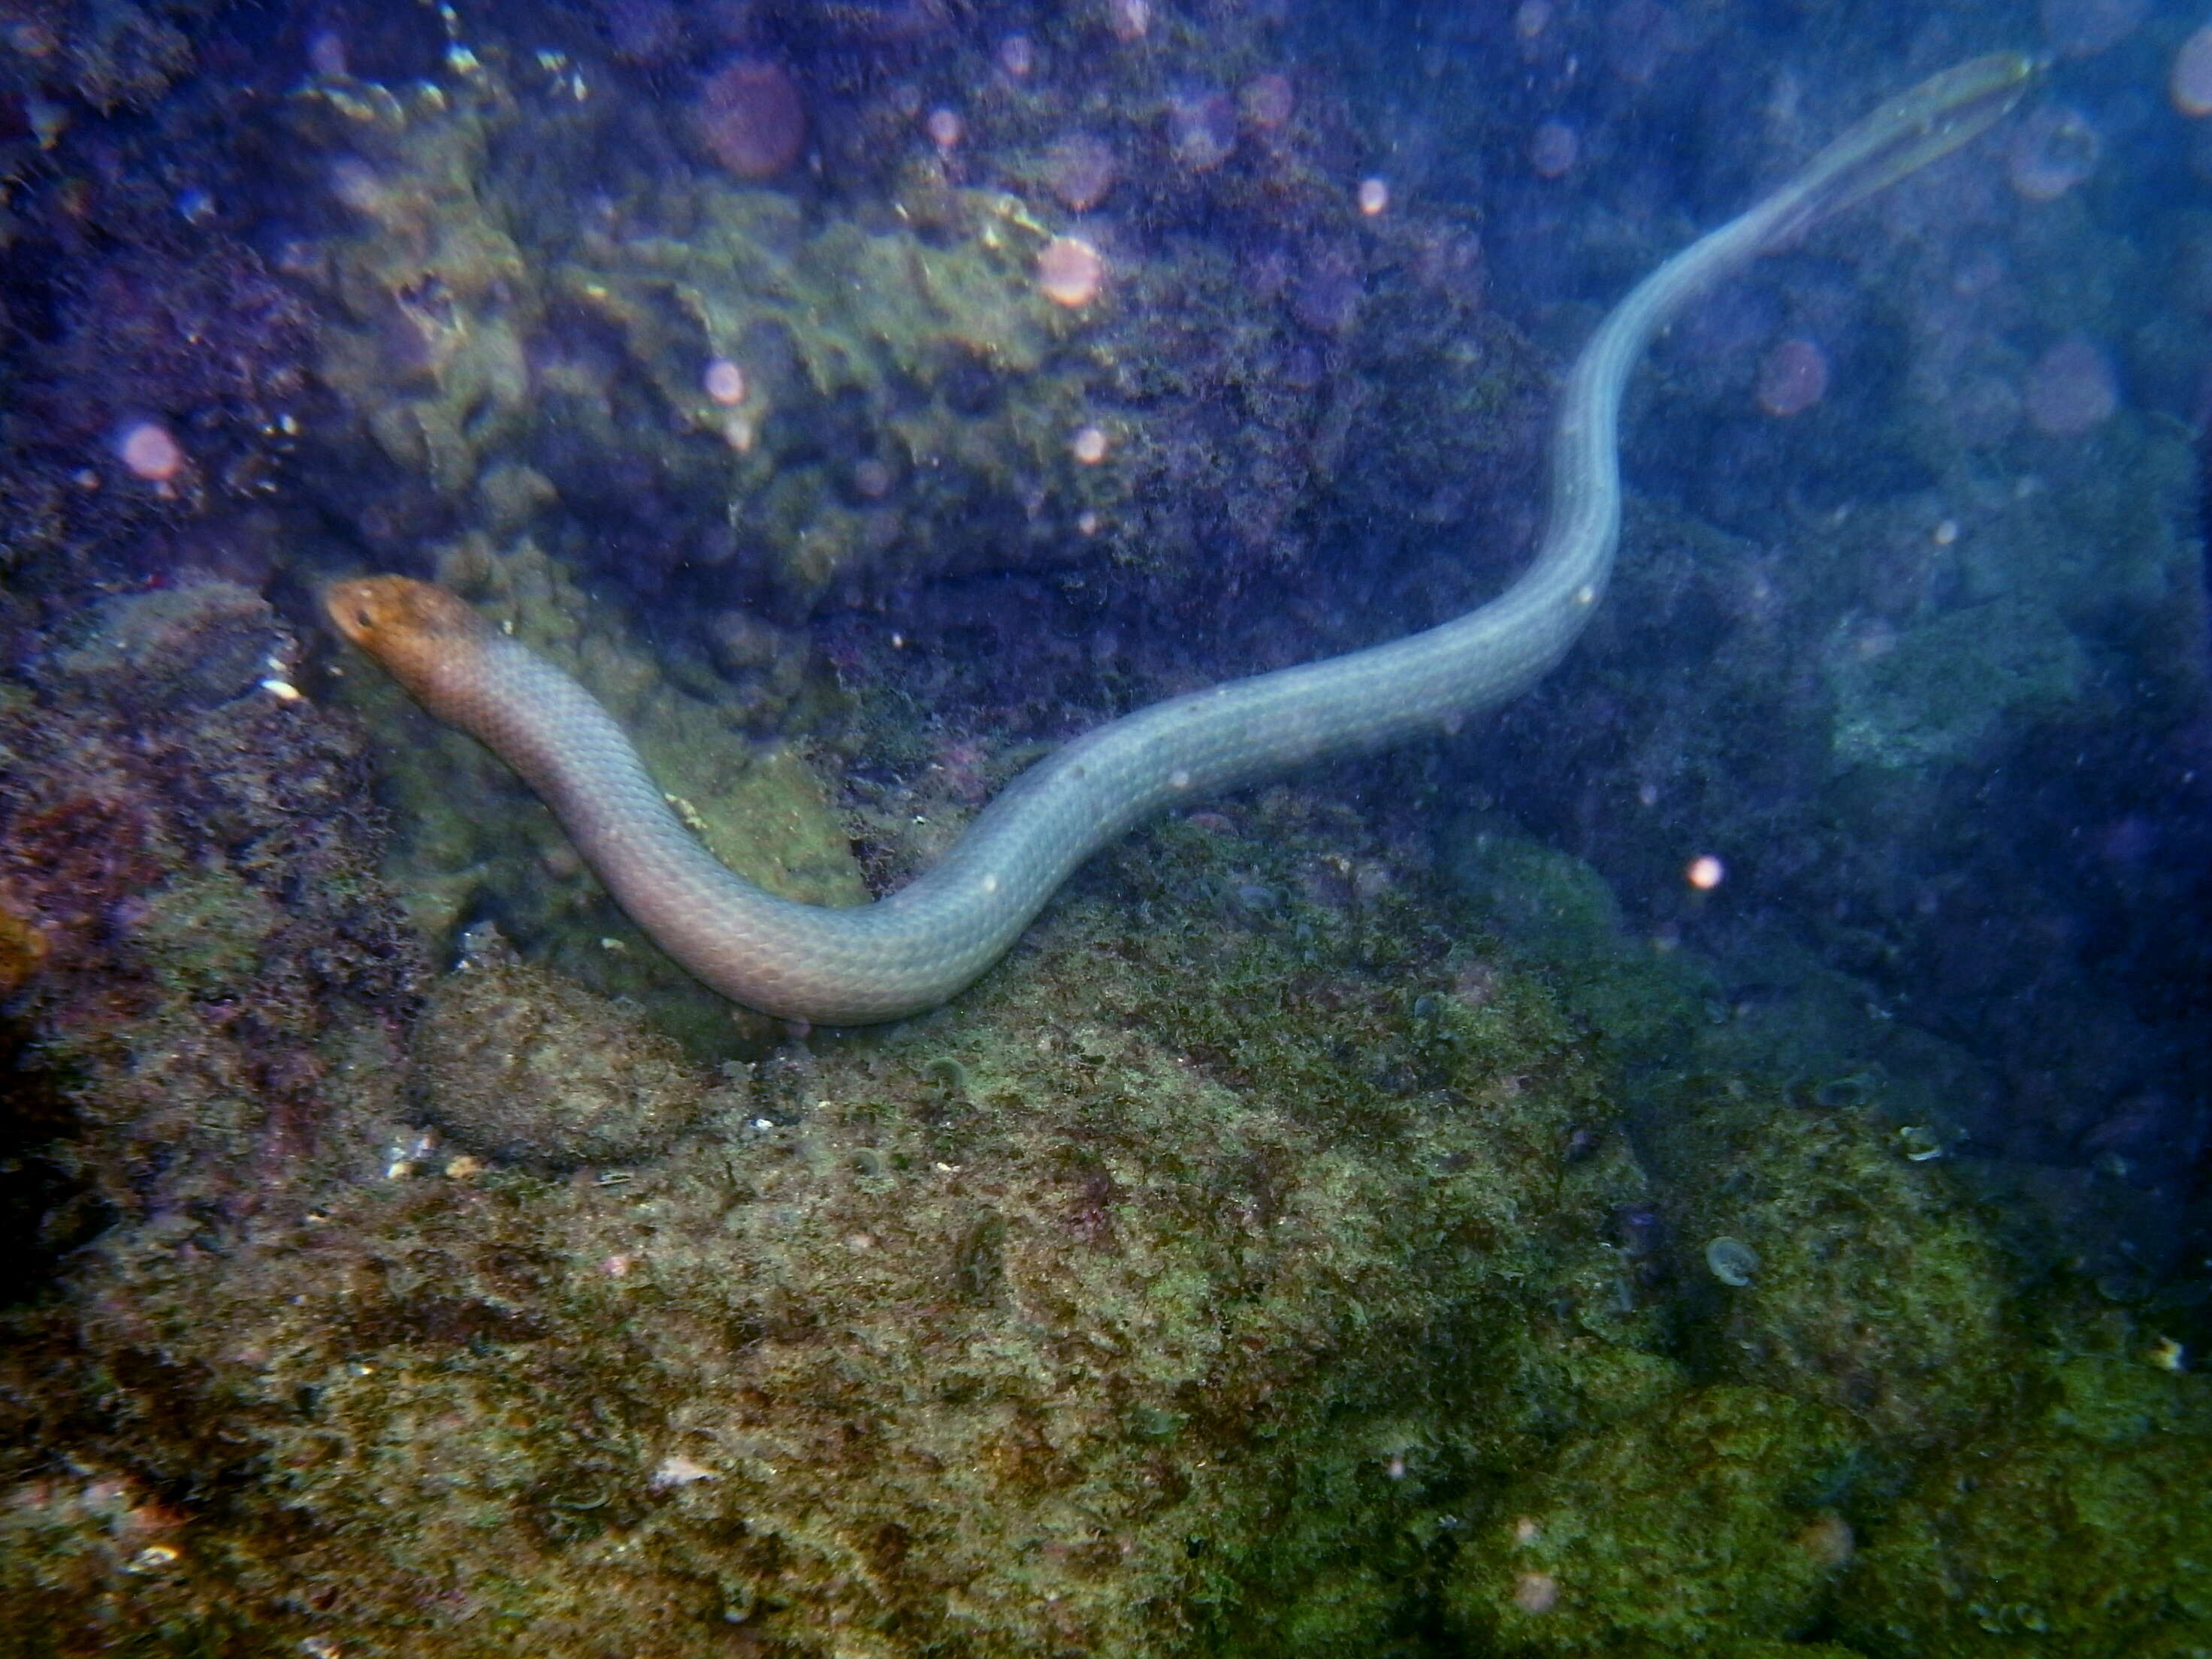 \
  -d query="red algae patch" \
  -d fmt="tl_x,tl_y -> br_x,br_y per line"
1038,235 -> 1105,307
696,58 -> 807,180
